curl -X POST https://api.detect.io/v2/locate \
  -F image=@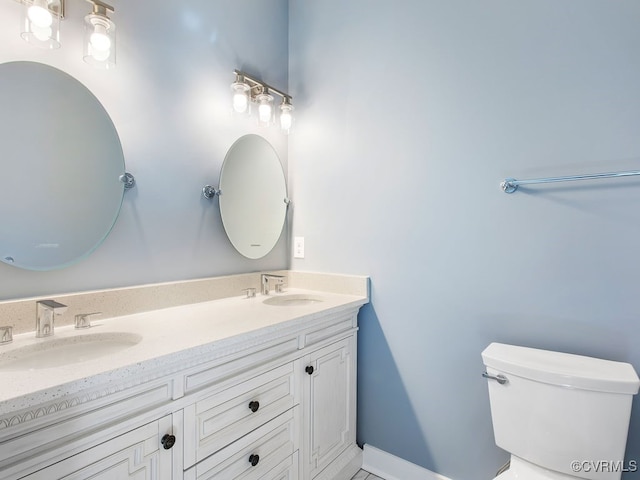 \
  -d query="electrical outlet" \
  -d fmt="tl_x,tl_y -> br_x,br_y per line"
294,237 -> 305,259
